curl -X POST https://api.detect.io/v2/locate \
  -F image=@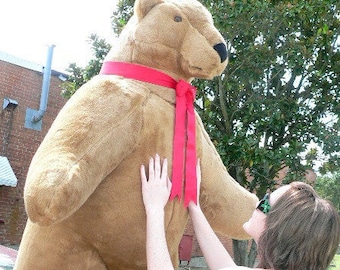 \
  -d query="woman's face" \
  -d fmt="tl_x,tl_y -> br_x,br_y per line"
243,185 -> 290,242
